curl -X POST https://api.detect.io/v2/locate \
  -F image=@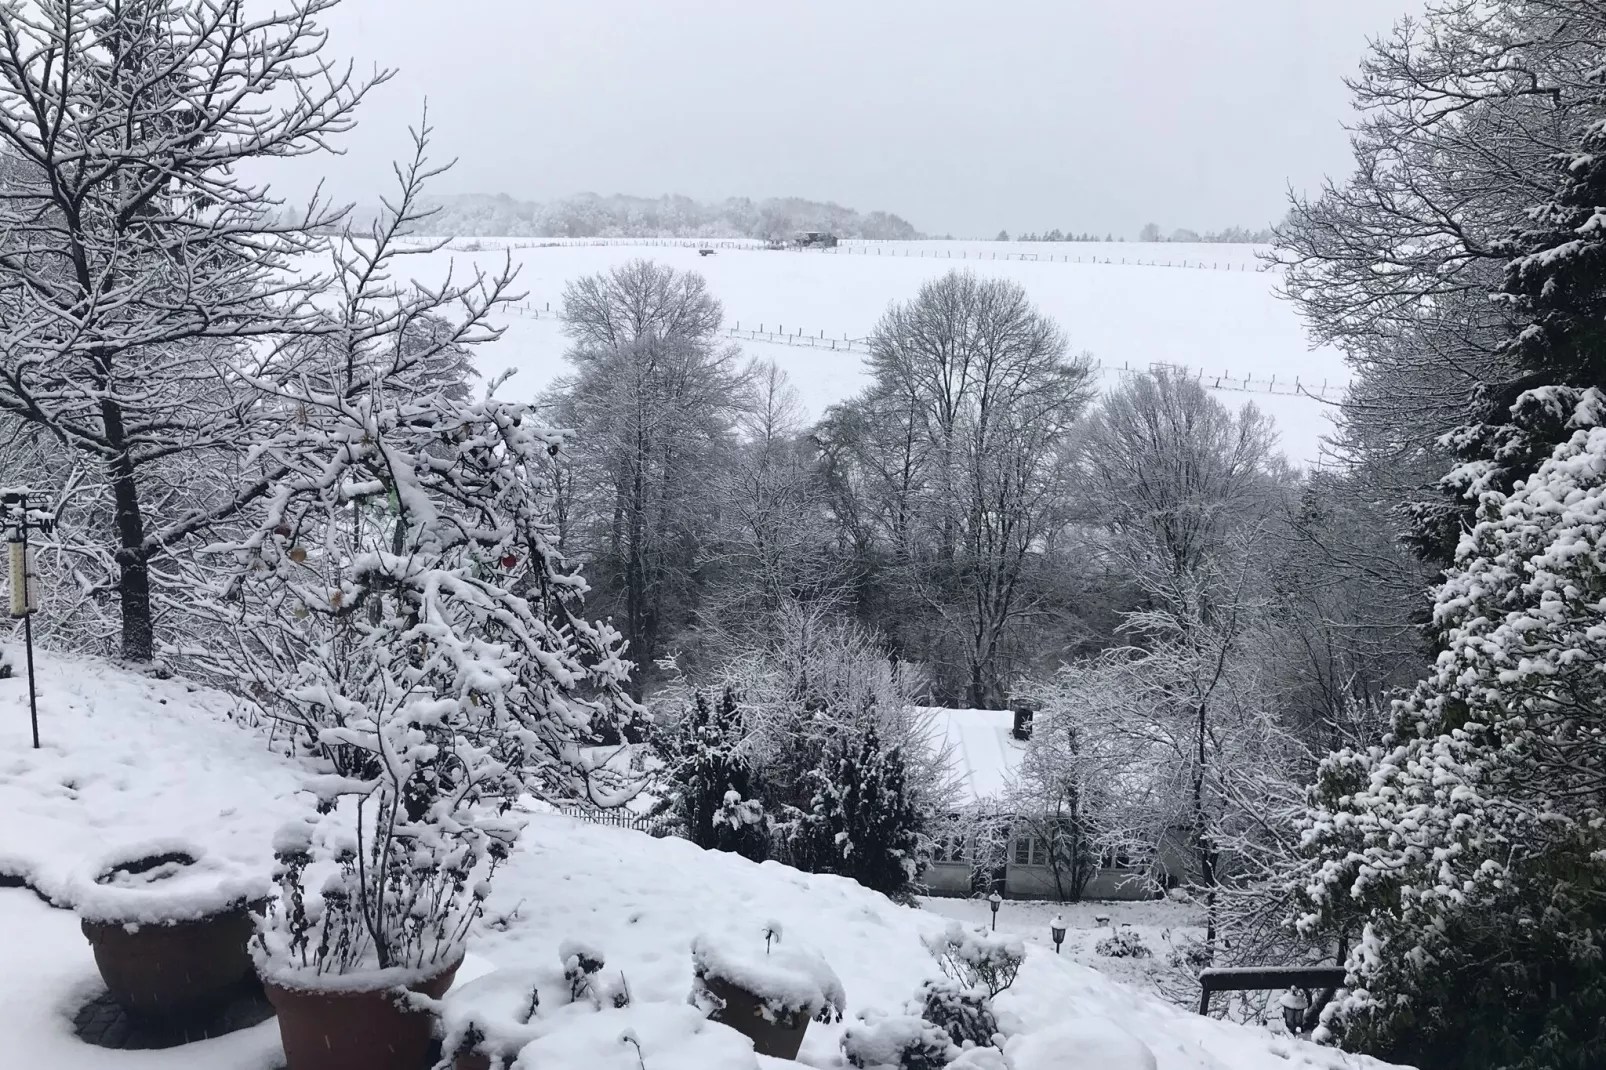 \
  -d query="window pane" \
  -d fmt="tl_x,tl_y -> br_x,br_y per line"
1013,838 -> 1030,865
